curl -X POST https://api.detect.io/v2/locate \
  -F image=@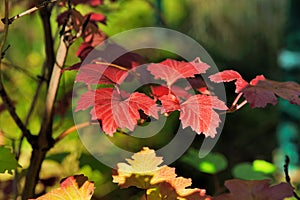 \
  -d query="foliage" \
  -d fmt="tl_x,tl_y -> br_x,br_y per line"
0,0 -> 299,199
30,174 -> 95,200
112,147 -> 211,199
